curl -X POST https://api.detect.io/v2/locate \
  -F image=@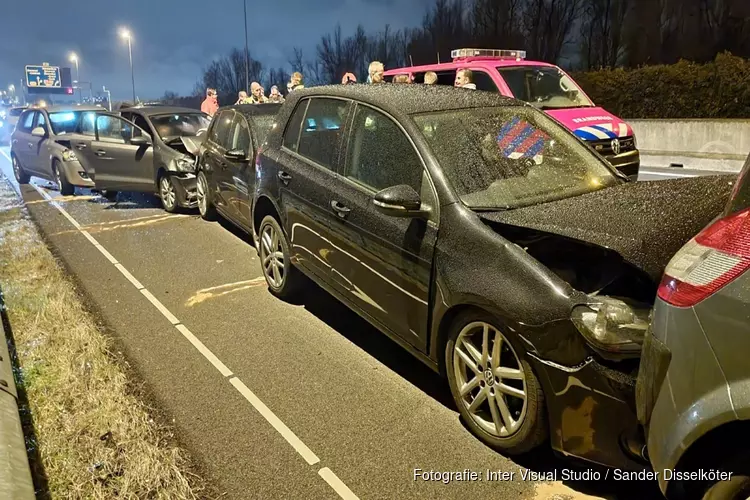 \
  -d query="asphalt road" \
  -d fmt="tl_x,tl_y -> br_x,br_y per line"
0,148 -> 672,500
